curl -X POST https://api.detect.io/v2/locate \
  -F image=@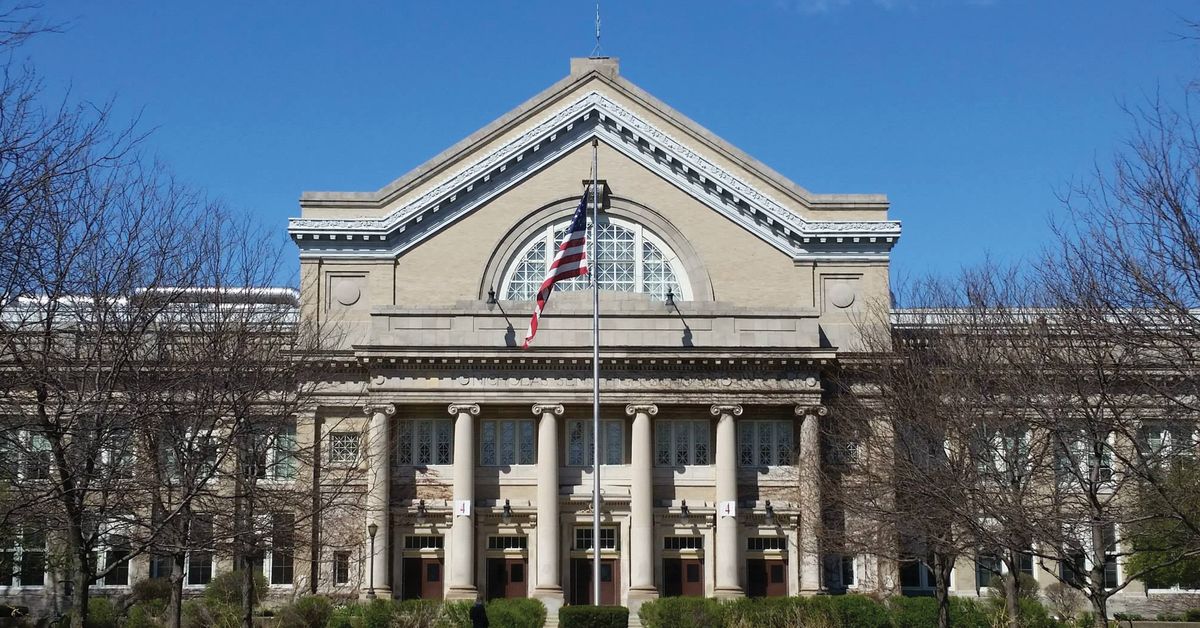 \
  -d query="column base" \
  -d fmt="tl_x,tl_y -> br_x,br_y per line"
445,585 -> 479,601
627,587 -> 659,621
713,586 -> 744,600
534,588 -> 565,627
358,586 -> 392,600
